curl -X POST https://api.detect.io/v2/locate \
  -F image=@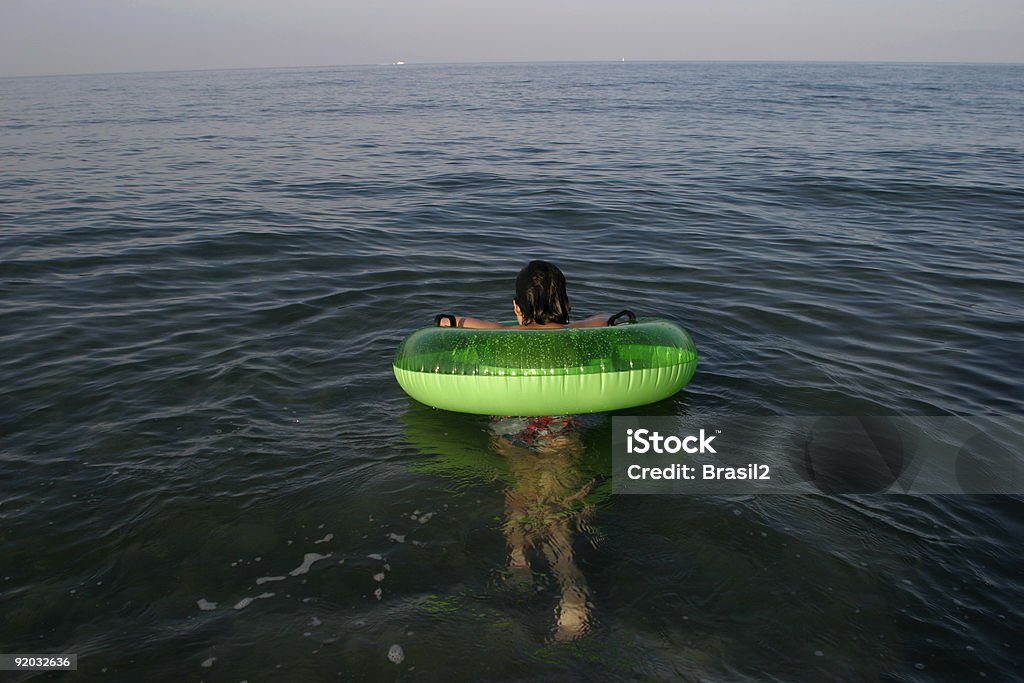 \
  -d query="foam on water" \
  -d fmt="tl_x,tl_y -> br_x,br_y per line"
289,552 -> 331,577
